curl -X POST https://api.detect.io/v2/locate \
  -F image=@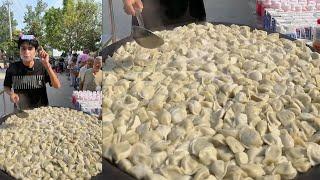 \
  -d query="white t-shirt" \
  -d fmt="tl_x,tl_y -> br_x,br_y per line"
67,55 -> 73,68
